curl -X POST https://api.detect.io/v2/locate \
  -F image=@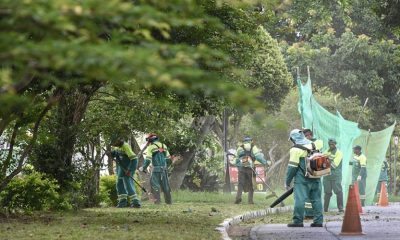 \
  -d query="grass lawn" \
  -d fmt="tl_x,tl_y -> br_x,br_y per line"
0,190 -> 292,240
